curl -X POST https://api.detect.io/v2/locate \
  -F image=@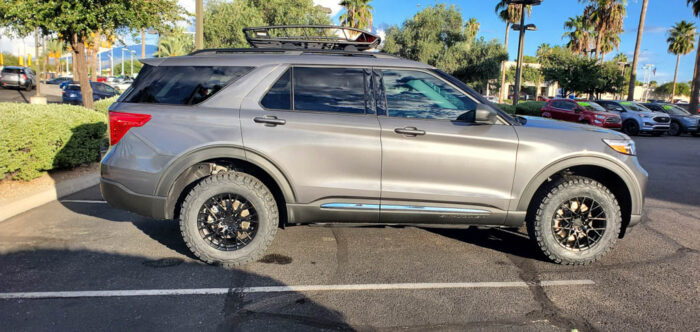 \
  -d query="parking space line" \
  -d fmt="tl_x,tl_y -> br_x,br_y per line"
0,280 -> 595,299
59,200 -> 107,204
